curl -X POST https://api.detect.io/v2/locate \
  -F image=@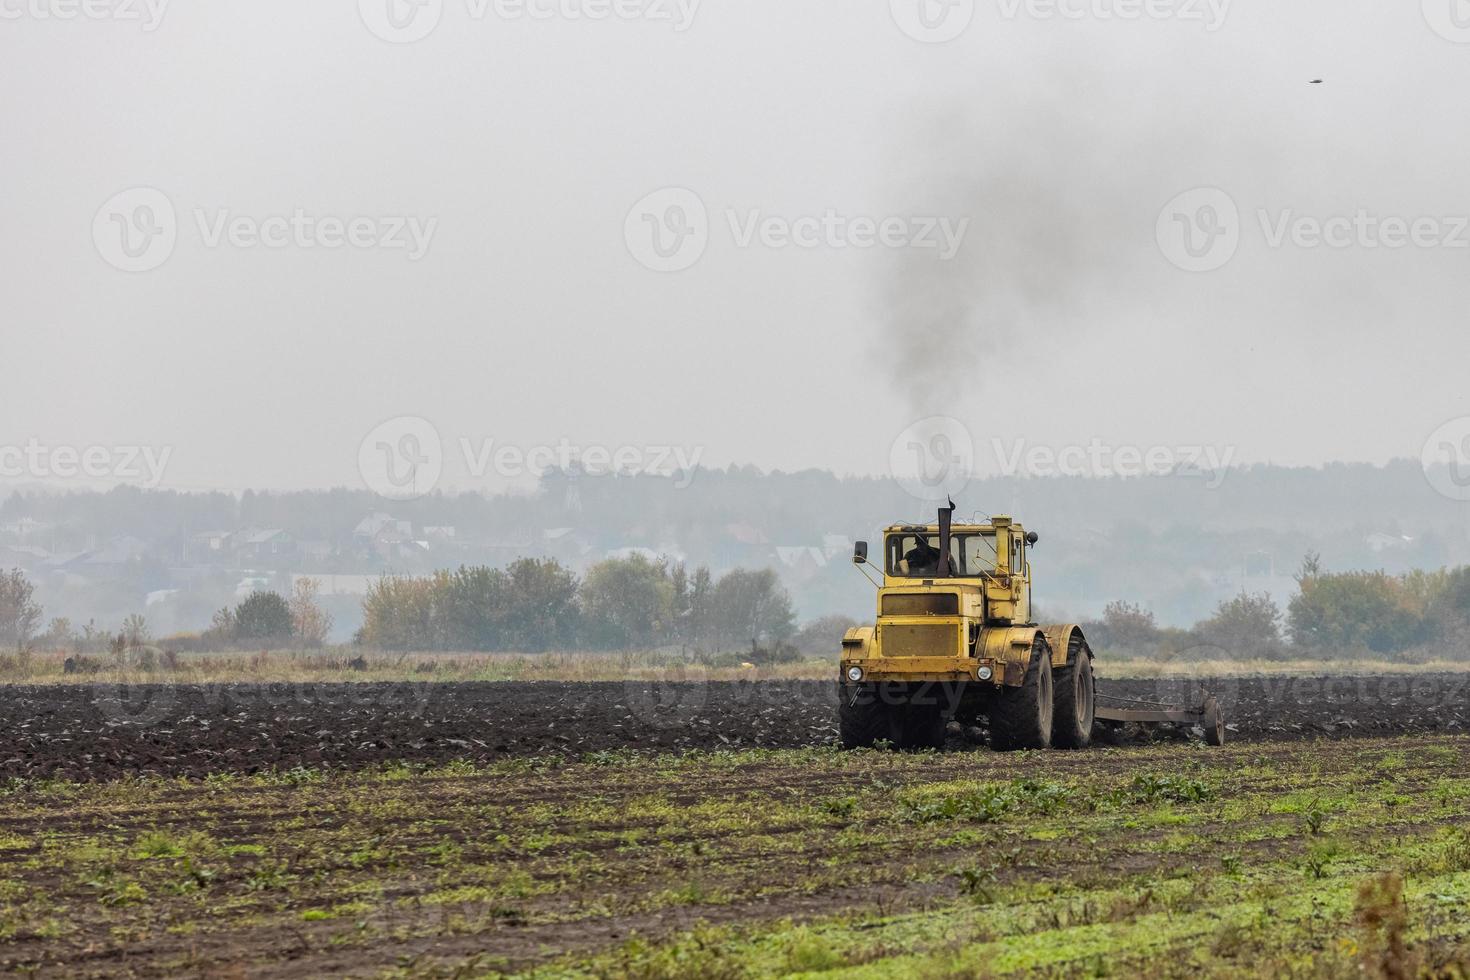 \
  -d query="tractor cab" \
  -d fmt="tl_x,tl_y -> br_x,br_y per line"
868,513 -> 1036,628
